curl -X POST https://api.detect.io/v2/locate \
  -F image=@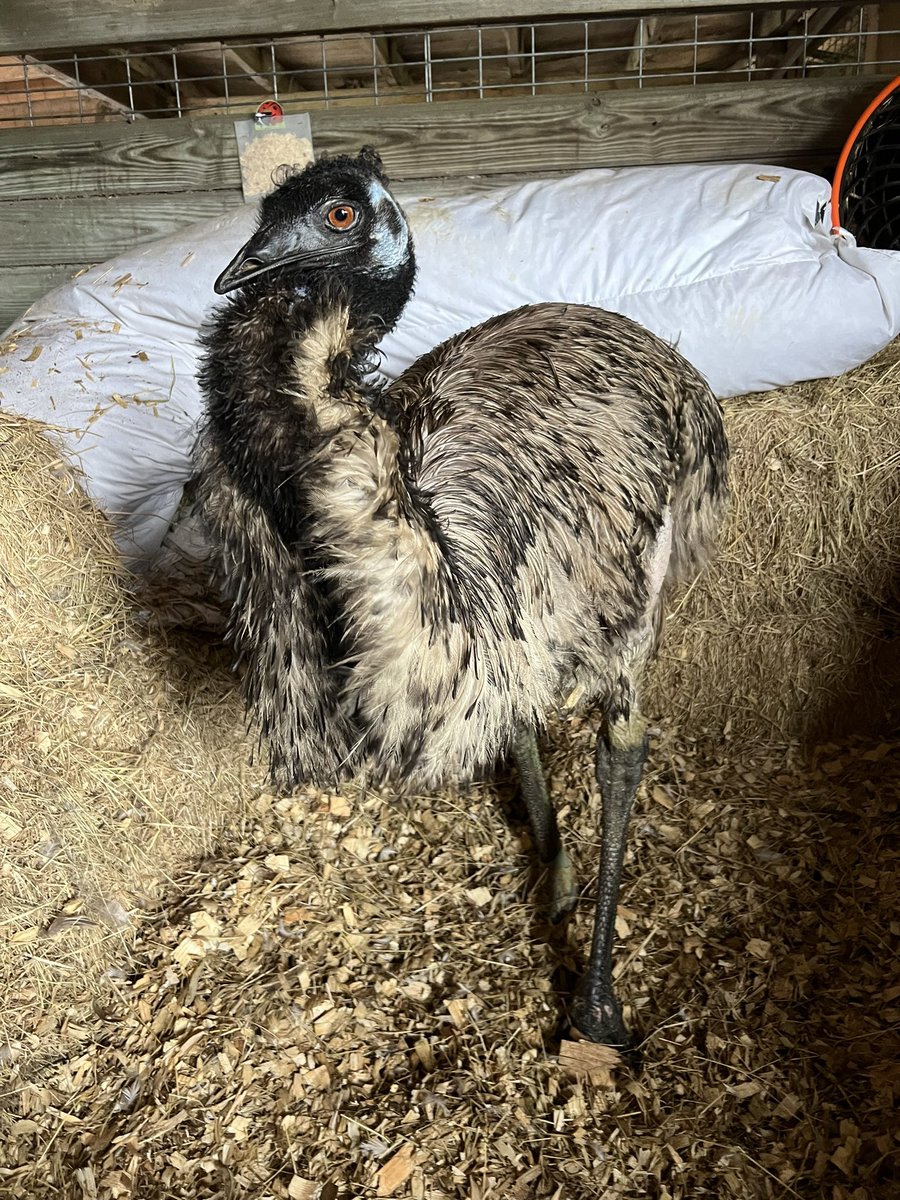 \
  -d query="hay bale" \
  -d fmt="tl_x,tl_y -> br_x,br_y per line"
0,410 -> 262,1063
649,339 -> 900,741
